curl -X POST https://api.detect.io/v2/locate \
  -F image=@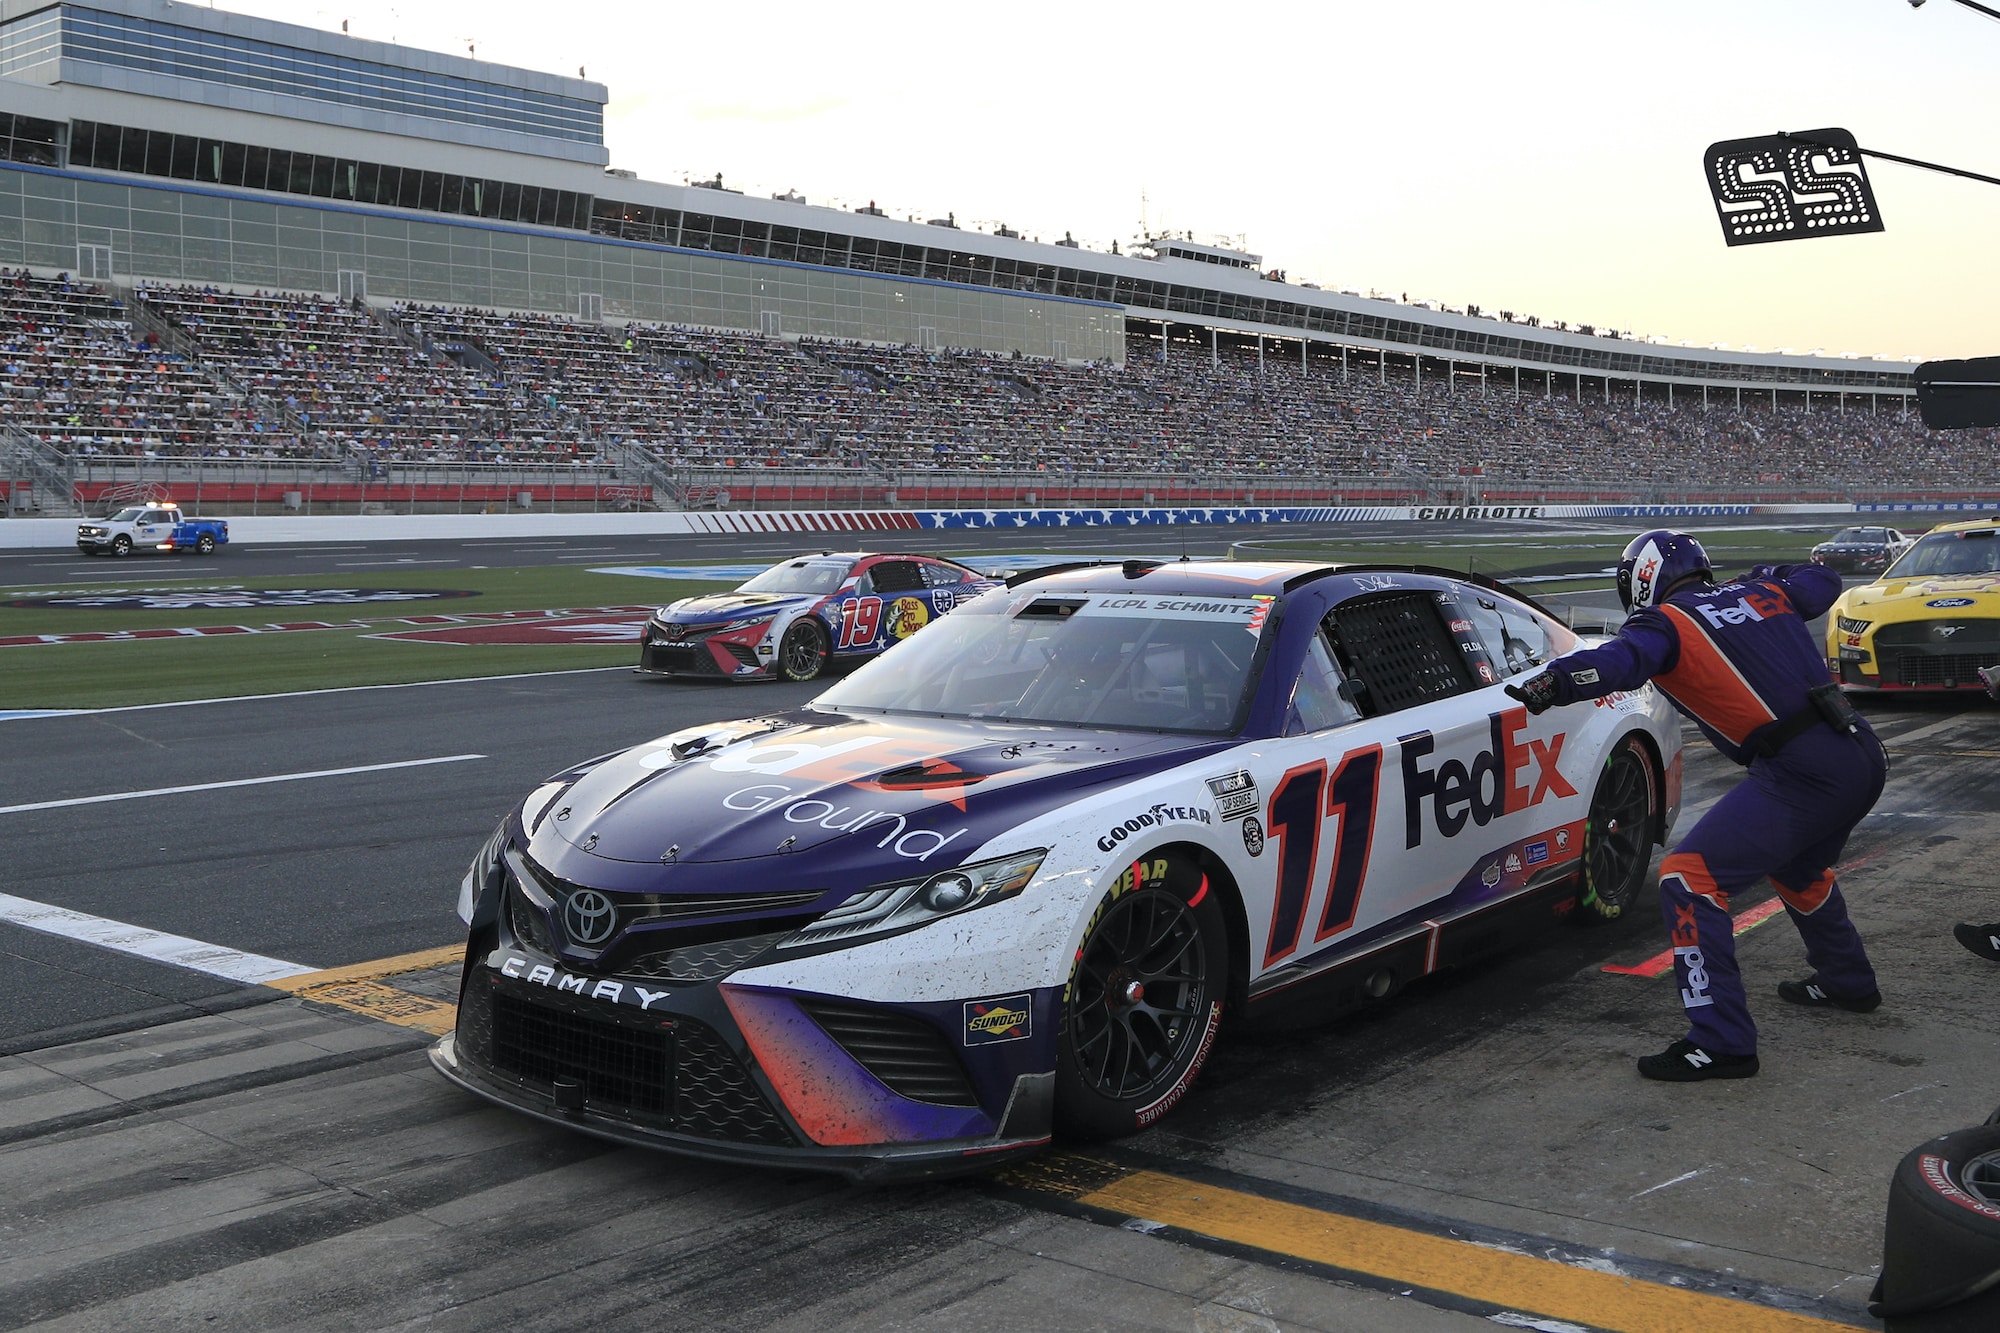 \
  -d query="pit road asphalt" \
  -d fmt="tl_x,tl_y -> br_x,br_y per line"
4,522 -> 1996,1331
